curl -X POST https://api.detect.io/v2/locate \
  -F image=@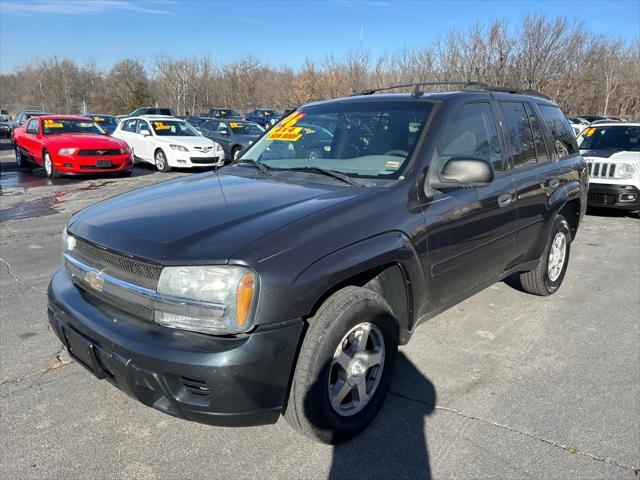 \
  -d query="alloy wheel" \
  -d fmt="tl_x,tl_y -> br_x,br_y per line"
548,232 -> 567,281
44,153 -> 52,176
328,322 -> 385,417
